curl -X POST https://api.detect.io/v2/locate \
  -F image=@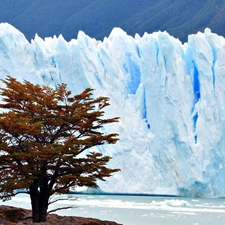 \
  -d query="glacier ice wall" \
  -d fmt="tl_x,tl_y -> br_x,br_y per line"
1,23 -> 225,197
